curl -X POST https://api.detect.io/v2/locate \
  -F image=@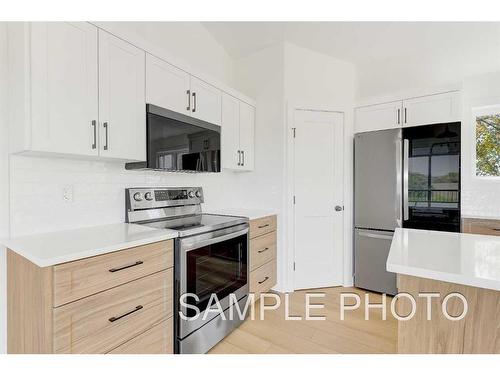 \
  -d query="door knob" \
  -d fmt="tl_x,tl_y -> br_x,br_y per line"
335,205 -> 343,212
